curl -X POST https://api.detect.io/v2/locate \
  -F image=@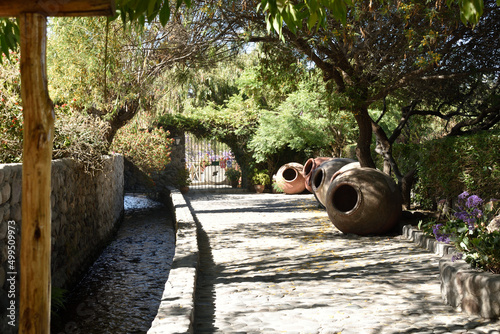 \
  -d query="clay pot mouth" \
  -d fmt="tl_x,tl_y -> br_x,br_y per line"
282,168 -> 298,182
303,159 -> 314,176
312,168 -> 324,190
330,183 -> 360,214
